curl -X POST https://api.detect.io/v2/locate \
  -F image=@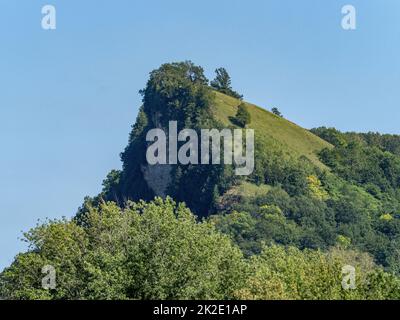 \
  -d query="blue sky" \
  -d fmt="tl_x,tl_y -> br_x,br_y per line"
0,0 -> 399,269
